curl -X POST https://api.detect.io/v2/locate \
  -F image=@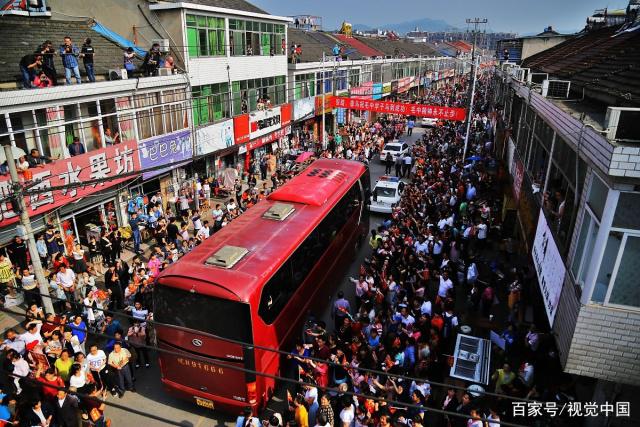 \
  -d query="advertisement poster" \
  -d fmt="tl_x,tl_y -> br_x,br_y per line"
195,119 -> 235,156
138,129 -> 192,179
531,210 -> 566,325
293,97 -> 315,121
